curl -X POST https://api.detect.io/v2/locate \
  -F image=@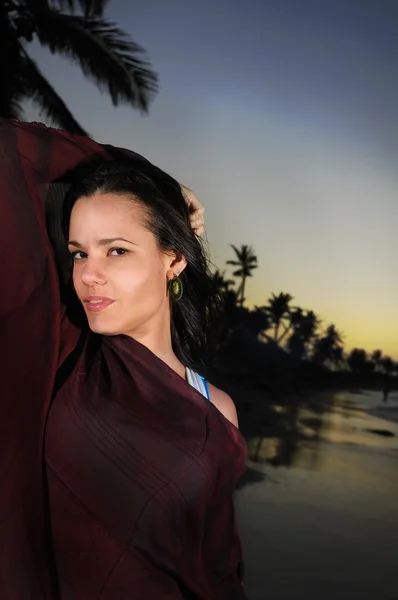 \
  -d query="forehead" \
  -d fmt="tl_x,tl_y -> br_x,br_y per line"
69,192 -> 147,231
